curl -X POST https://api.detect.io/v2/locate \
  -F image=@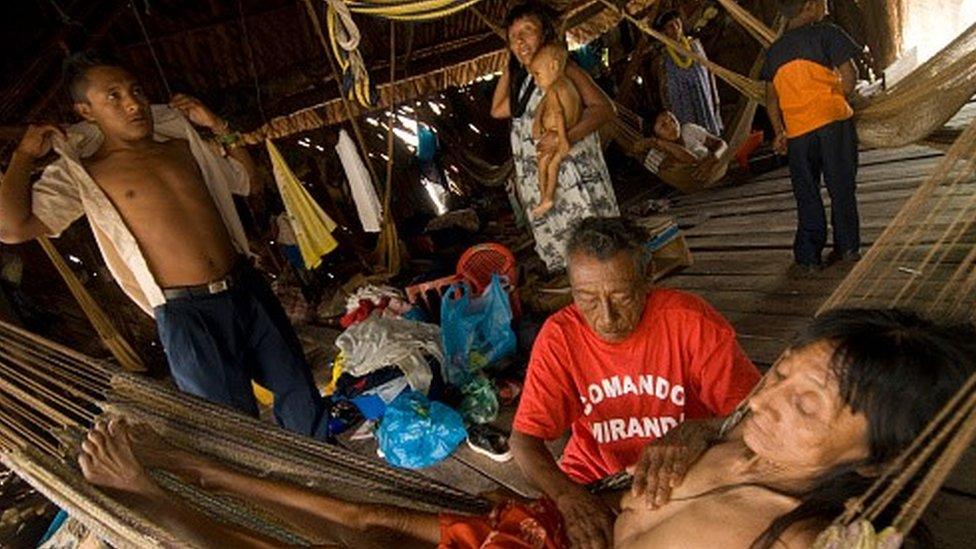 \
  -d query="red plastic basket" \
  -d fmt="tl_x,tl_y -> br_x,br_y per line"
456,242 -> 520,319
456,243 -> 517,294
